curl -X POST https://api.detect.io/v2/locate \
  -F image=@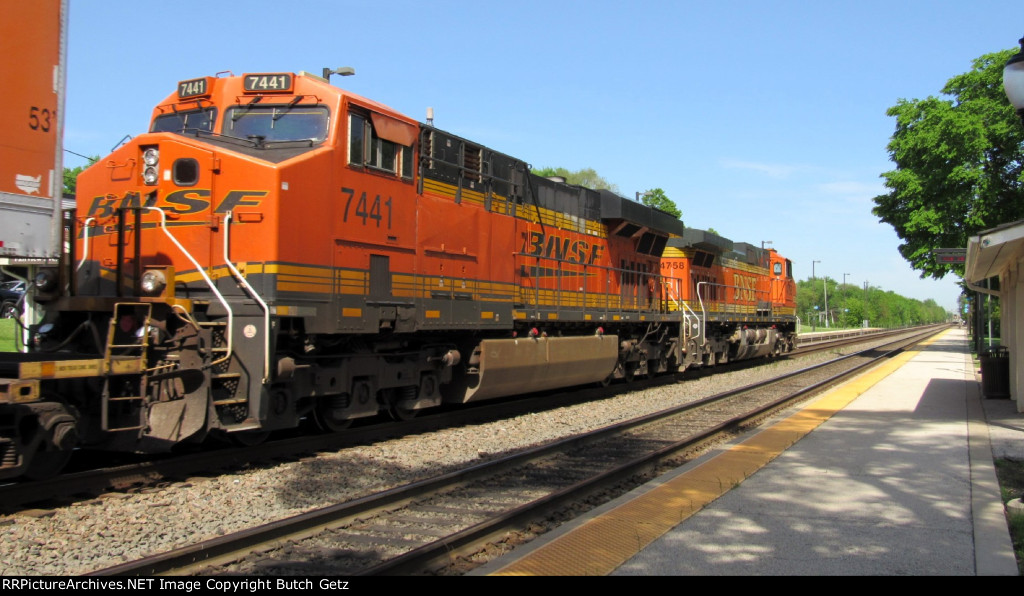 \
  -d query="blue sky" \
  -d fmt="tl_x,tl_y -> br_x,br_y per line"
63,0 -> 1024,313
